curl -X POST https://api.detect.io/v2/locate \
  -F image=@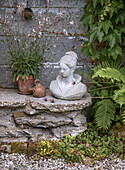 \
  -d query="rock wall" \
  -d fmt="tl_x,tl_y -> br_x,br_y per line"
0,89 -> 91,143
0,0 -> 92,89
